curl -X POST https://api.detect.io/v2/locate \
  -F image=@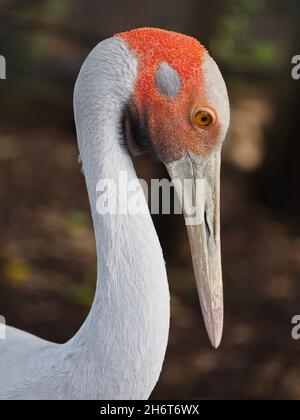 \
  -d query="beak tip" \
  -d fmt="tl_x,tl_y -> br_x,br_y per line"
204,309 -> 223,349
210,333 -> 222,349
